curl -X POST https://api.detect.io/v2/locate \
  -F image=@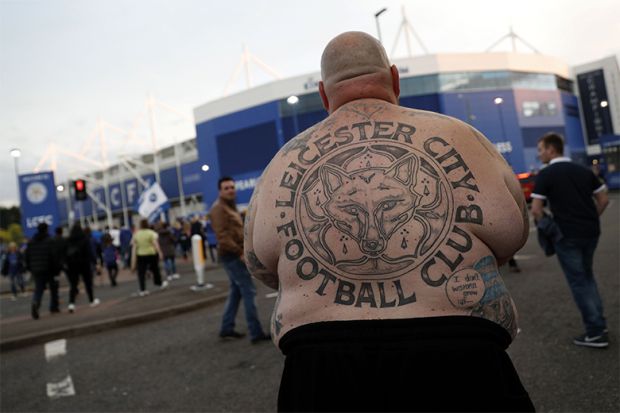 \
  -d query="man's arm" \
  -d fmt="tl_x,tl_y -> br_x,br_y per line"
594,189 -> 609,216
530,198 -> 544,221
244,178 -> 279,290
